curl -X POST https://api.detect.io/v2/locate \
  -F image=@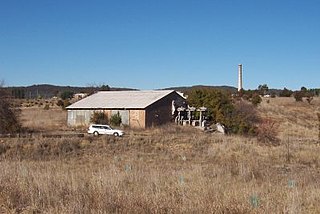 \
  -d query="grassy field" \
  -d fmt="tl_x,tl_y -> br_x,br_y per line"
1,97 -> 320,213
